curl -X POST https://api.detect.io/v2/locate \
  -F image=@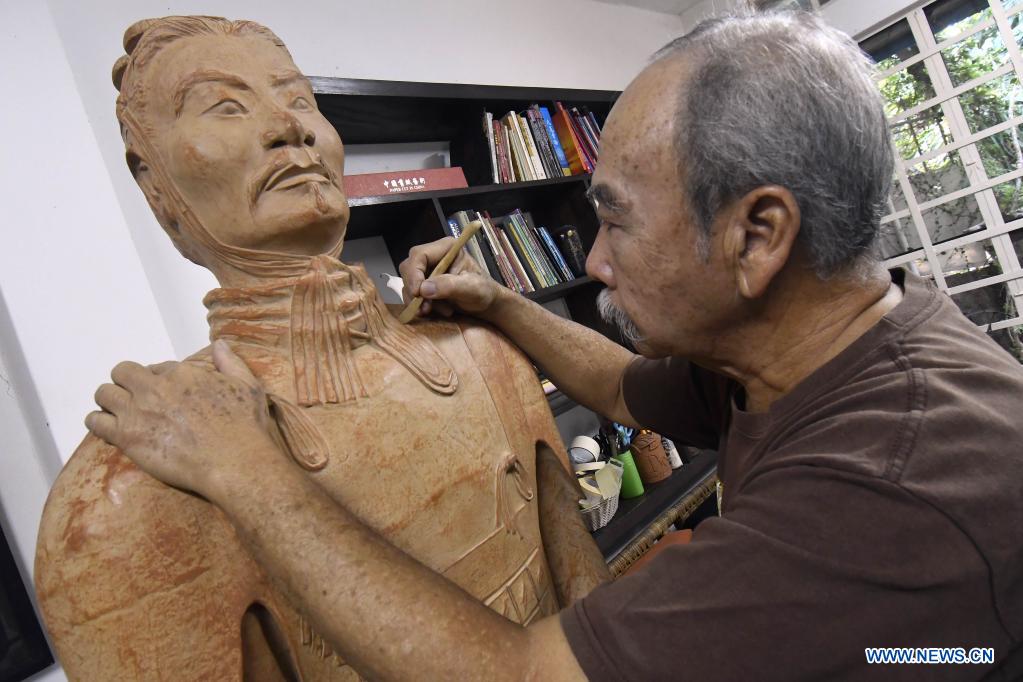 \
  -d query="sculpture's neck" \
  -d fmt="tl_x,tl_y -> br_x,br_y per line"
204,254 -> 458,407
